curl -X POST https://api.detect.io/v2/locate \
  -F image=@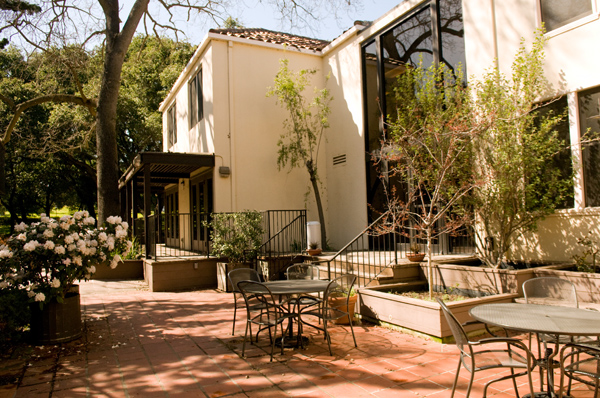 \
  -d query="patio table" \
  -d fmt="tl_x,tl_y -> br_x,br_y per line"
261,279 -> 331,348
470,303 -> 600,398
